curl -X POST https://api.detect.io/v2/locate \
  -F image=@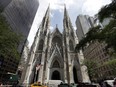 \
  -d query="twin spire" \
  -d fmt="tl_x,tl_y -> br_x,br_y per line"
45,4 -> 69,17
44,4 -> 69,20
41,4 -> 72,31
